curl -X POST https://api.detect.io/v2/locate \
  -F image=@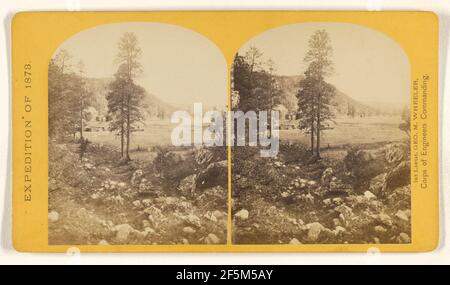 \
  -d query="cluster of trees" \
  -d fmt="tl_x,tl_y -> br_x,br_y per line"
232,46 -> 283,113
296,30 -> 337,158
49,32 -> 146,162
48,50 -> 93,140
106,32 -> 145,161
